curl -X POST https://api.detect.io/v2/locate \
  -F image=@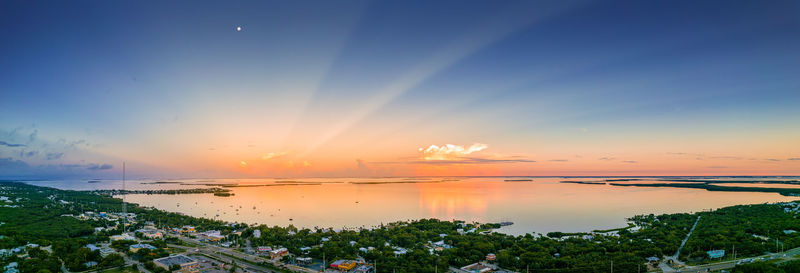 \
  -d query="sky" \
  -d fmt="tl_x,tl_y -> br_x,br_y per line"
1,0 -> 799,179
